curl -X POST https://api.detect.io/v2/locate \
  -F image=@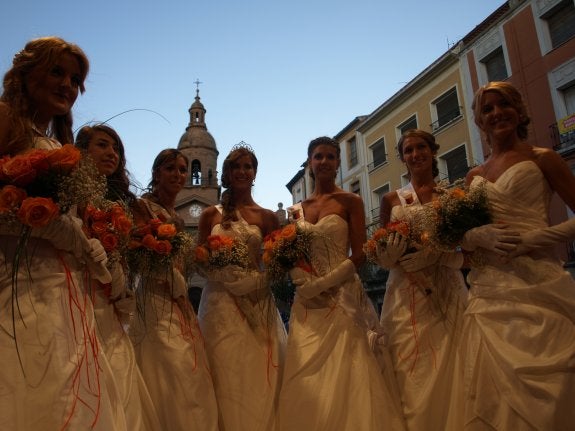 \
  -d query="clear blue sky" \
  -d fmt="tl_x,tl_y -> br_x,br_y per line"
1,0 -> 504,211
